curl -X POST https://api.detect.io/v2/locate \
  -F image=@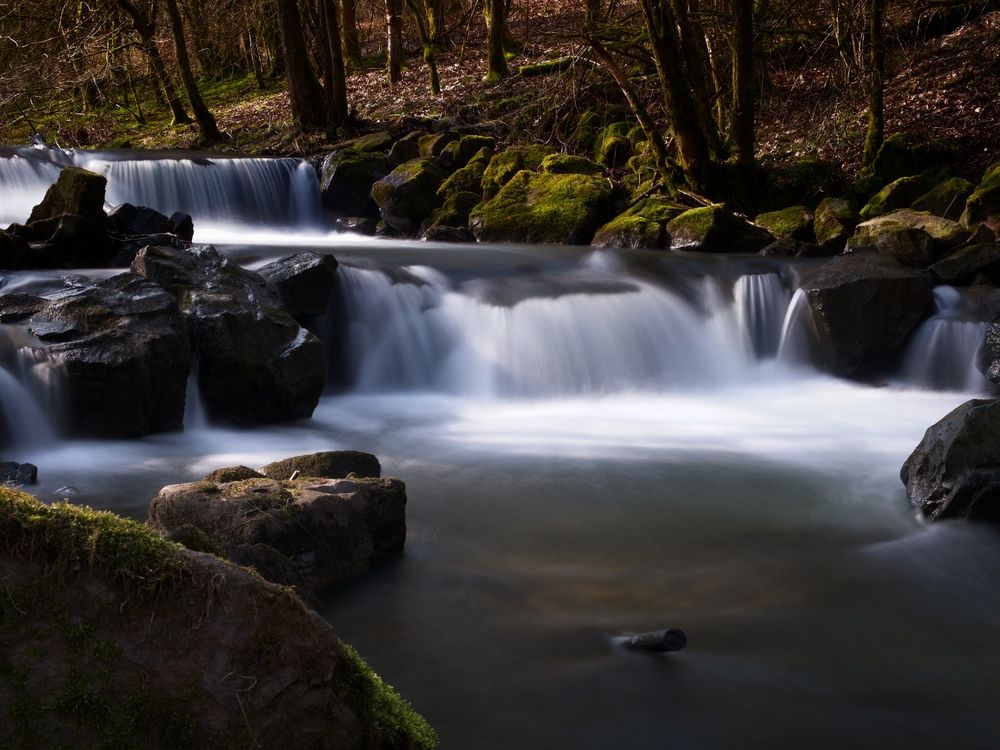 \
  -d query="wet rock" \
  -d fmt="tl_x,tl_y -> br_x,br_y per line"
758,237 -> 829,258
0,461 -> 37,484
800,252 -> 933,378
258,251 -> 339,319
421,225 -> 476,243
0,273 -> 191,438
813,197 -> 858,252
169,211 -> 194,242
667,204 -> 773,253
320,149 -> 391,217
930,243 -> 1000,285
335,216 -> 377,236
371,158 -> 448,236
591,197 -> 686,249
108,203 -> 174,235
901,399 -> 1000,522
148,472 -> 404,593
977,319 -> 1000,385
132,245 -> 326,425
259,450 -> 381,480
28,166 -> 107,224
